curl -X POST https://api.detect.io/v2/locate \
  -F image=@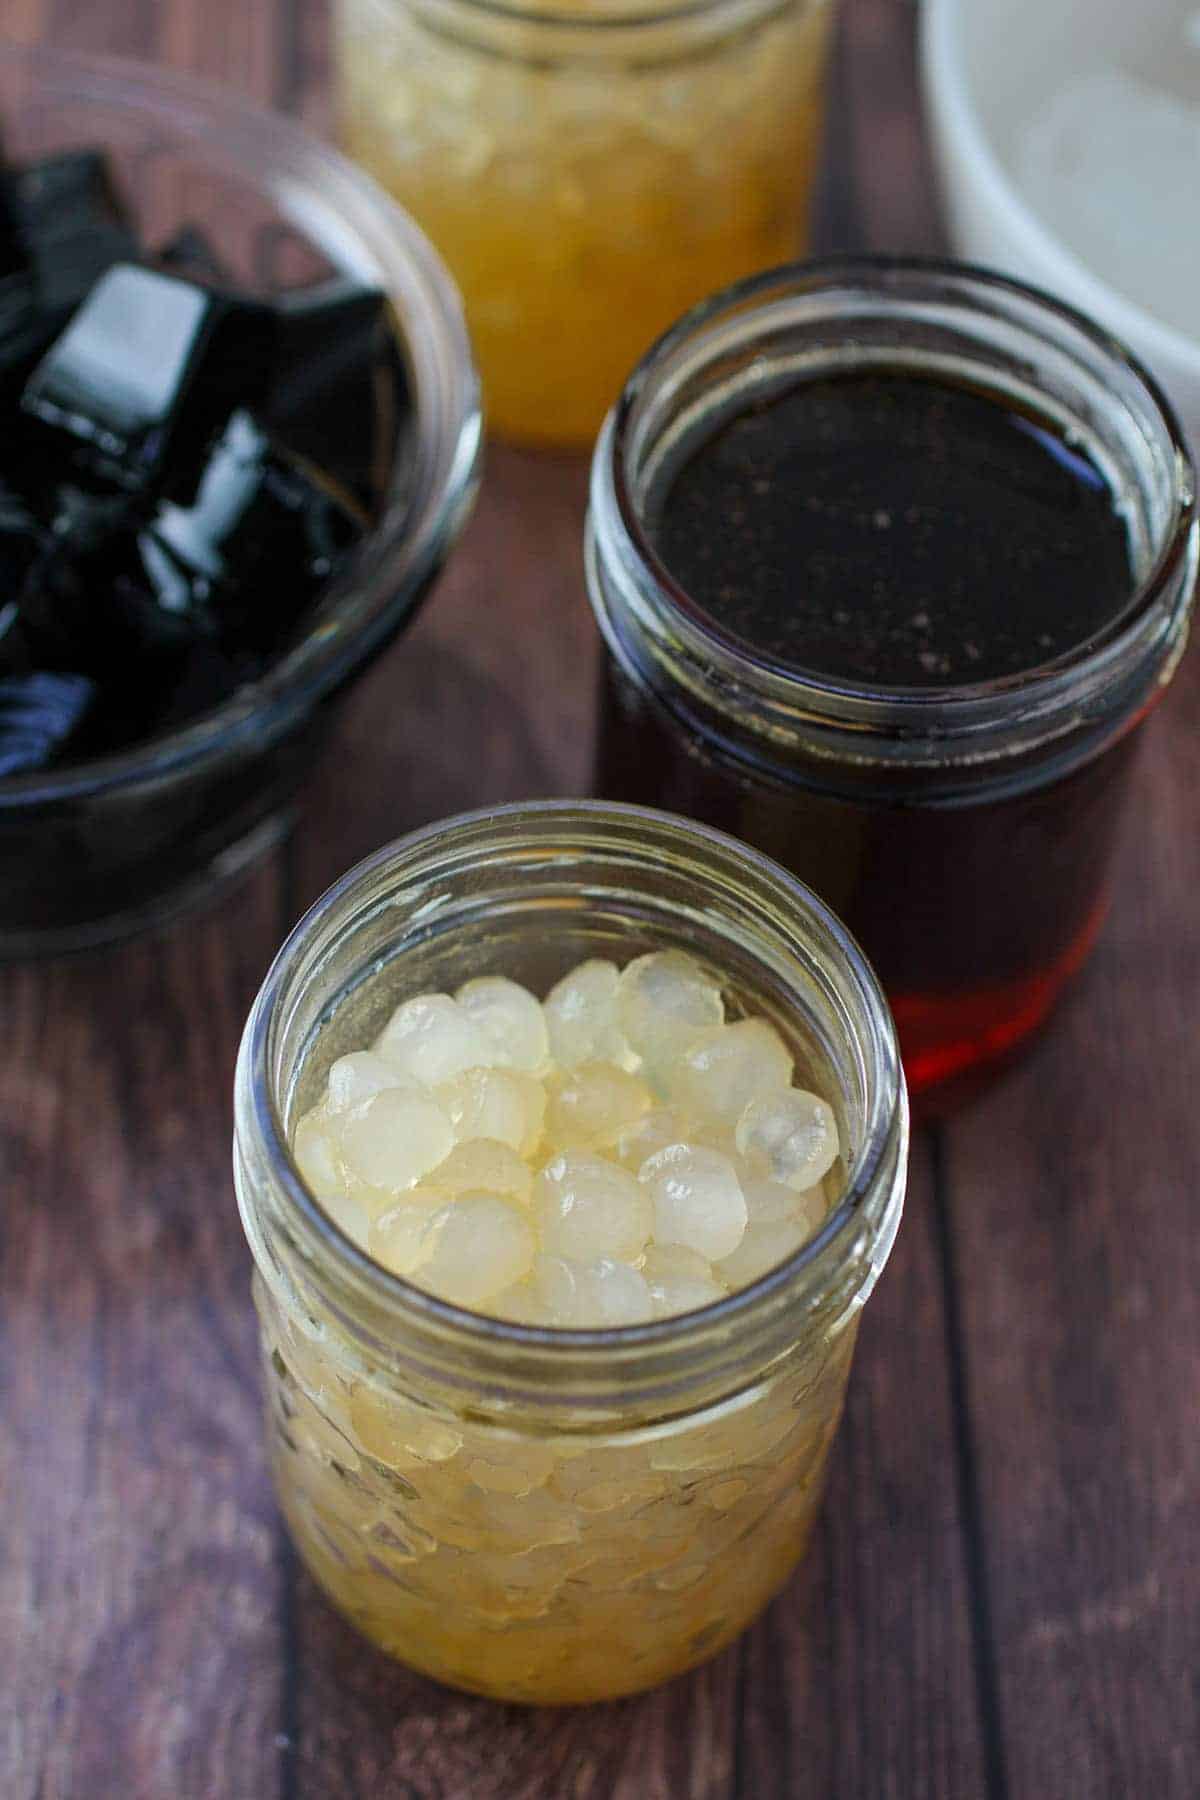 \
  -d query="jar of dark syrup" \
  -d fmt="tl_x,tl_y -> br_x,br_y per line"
586,261 -> 1198,1111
